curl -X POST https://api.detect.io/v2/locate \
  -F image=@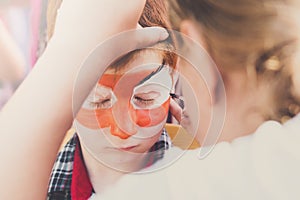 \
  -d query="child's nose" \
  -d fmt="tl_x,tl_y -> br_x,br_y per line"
110,102 -> 137,139
110,124 -> 135,139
